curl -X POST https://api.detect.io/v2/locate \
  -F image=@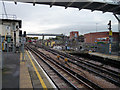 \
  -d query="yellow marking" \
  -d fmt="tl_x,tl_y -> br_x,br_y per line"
26,51 -> 47,89
64,58 -> 68,62
20,53 -> 22,61
2,33 -> 7,50
57,55 -> 60,58
109,30 -> 112,36
20,52 -> 25,64
24,53 -> 26,61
